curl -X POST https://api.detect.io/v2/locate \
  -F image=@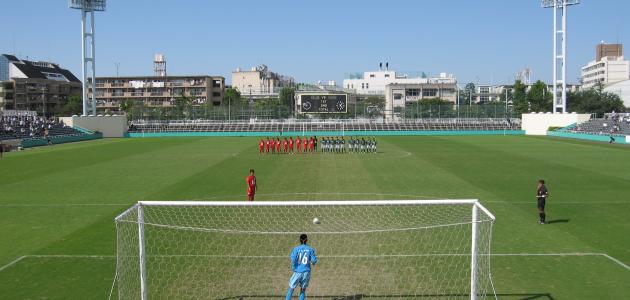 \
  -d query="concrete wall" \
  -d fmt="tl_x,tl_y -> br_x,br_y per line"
60,115 -> 127,138
521,113 -> 591,135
